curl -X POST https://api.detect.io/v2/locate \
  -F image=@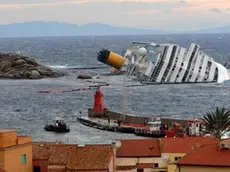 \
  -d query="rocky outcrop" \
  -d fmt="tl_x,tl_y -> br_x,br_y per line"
0,53 -> 62,79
